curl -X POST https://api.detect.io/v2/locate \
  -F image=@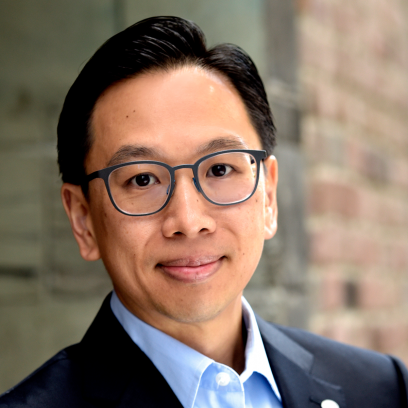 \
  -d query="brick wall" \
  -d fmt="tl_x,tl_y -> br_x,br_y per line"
298,0 -> 408,363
